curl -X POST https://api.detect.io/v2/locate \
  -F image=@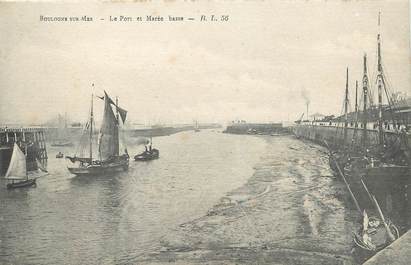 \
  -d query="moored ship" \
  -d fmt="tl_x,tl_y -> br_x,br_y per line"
293,15 -> 411,250
293,21 -> 411,167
